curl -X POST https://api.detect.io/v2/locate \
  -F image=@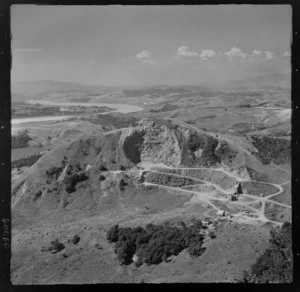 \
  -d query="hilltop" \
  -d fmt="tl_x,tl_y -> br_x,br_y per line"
11,117 -> 291,284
